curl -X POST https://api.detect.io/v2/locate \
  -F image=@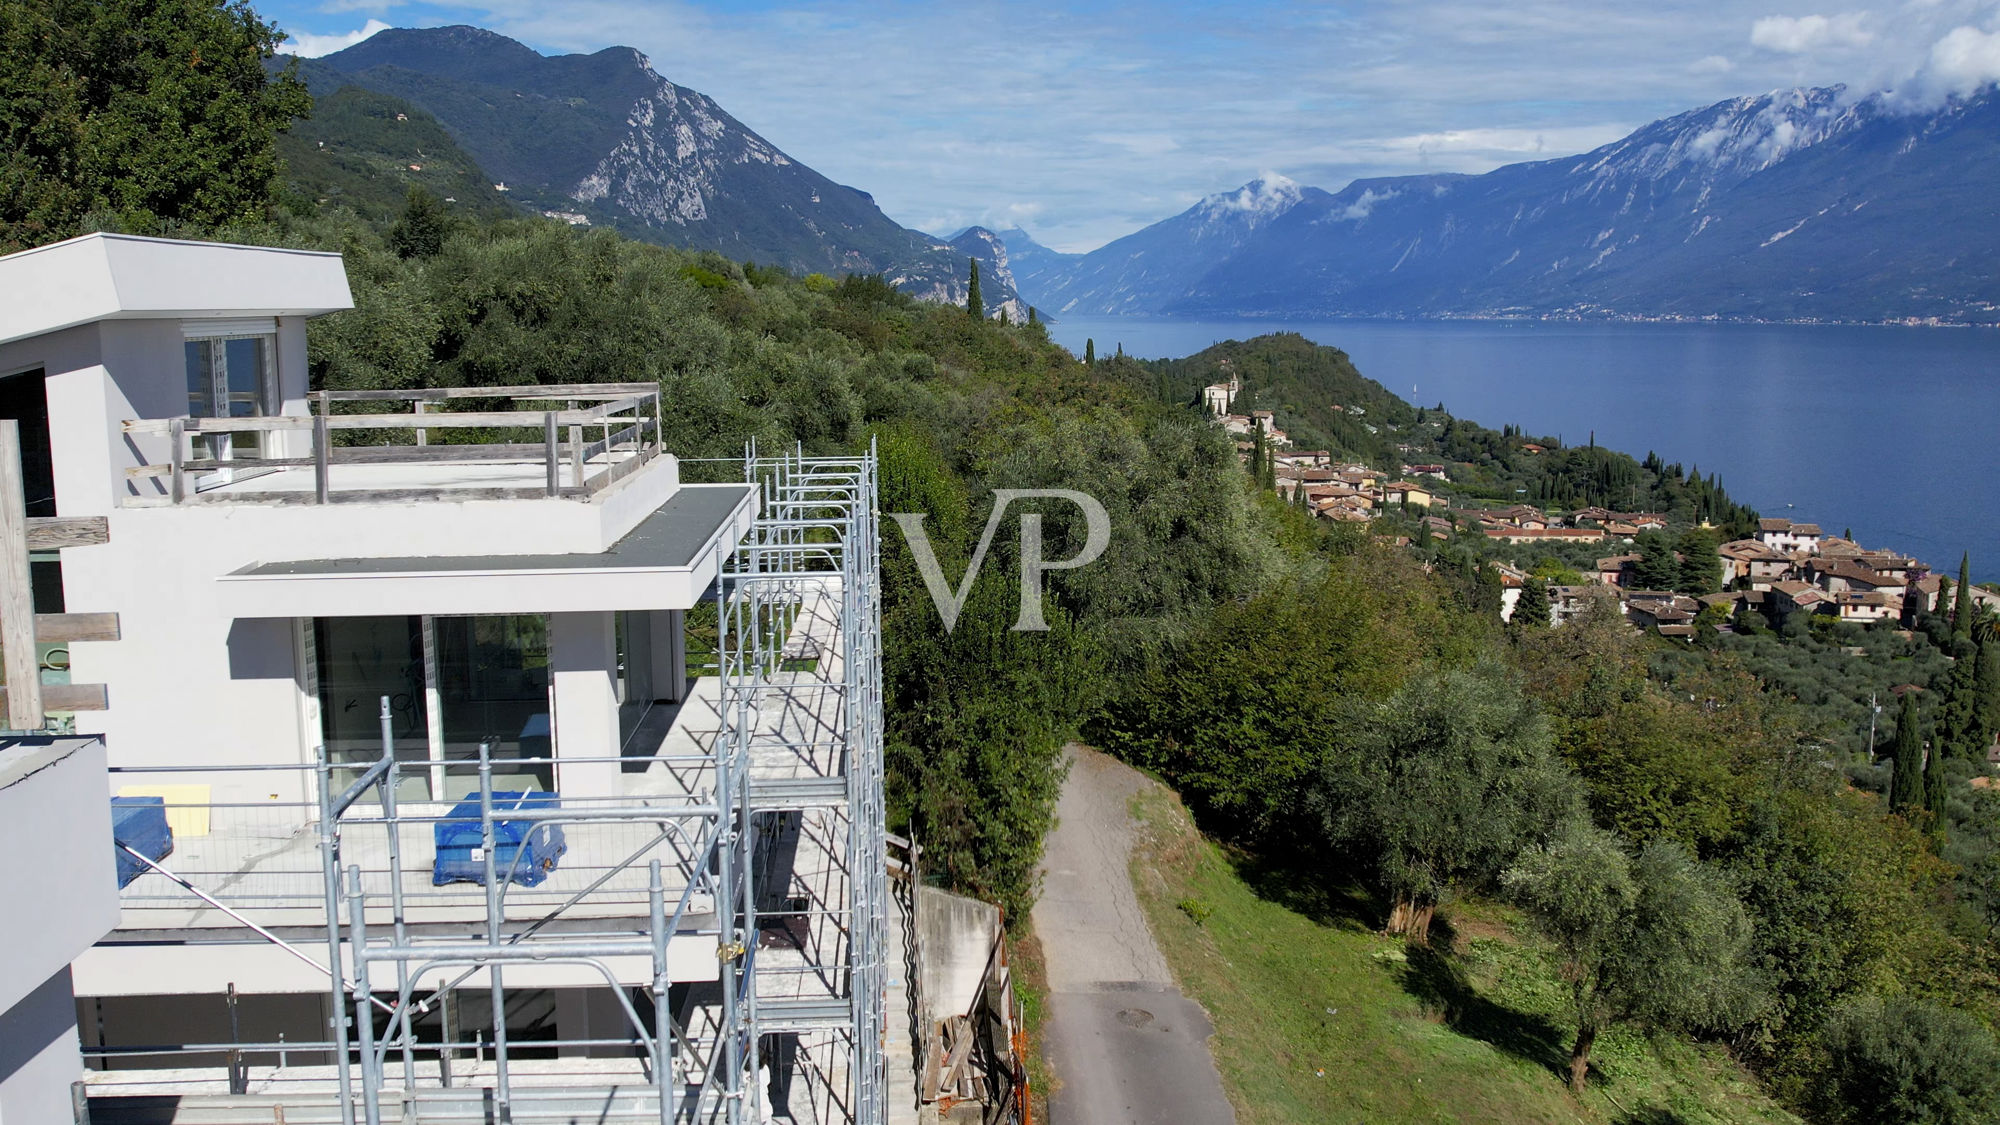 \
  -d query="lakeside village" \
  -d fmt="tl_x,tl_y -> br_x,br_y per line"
1204,373 -> 2000,641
